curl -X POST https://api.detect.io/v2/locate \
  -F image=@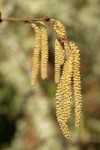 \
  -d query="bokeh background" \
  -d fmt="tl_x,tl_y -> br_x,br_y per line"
0,0 -> 100,150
